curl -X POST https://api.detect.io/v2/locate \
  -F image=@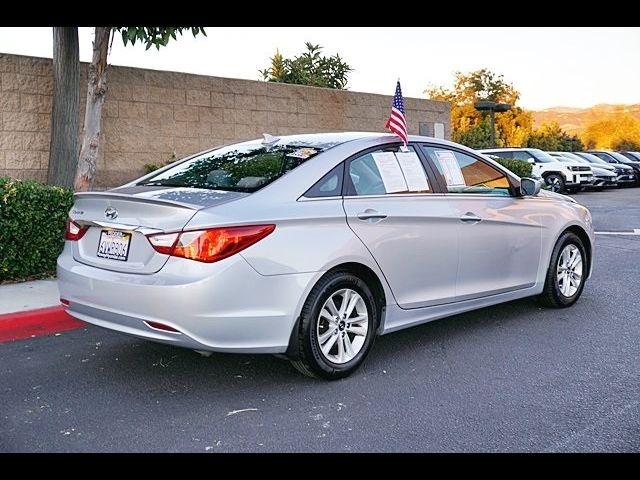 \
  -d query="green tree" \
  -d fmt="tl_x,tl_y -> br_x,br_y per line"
260,42 -> 352,90
561,134 -> 585,152
74,27 -> 207,191
426,68 -> 533,147
452,117 -> 492,149
527,121 -> 584,151
612,138 -> 640,151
